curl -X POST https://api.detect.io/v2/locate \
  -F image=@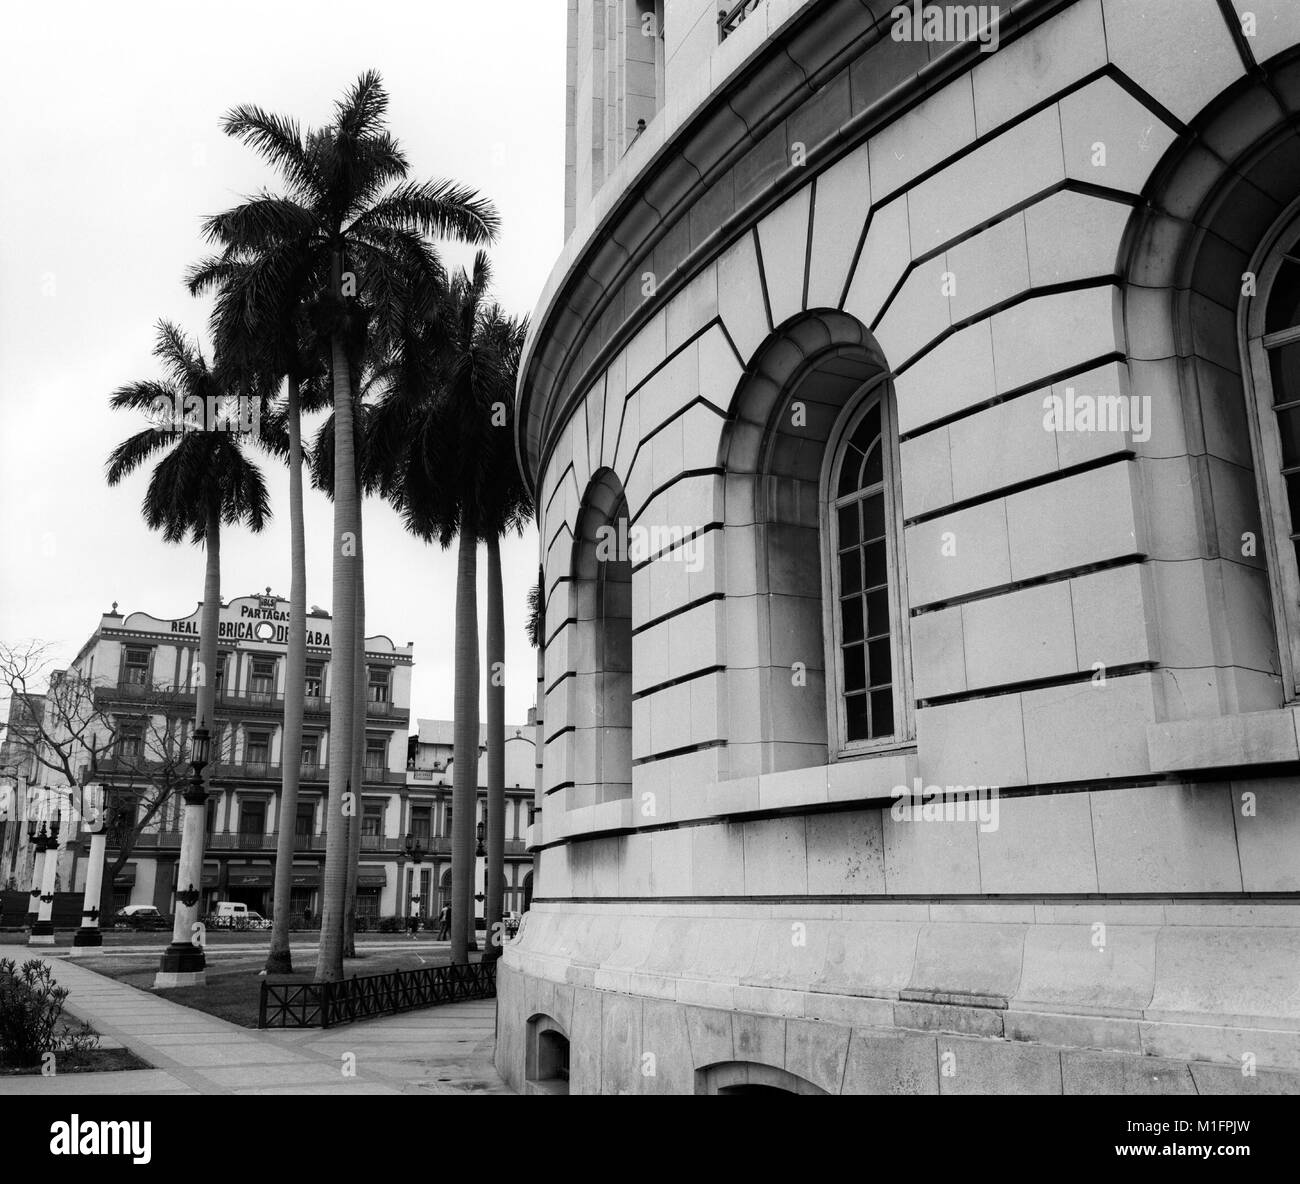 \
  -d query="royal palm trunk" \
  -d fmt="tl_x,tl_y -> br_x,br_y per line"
485,533 -> 505,958
451,523 -> 479,963
343,506 -> 365,955
316,251 -> 359,983
267,374 -> 305,974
